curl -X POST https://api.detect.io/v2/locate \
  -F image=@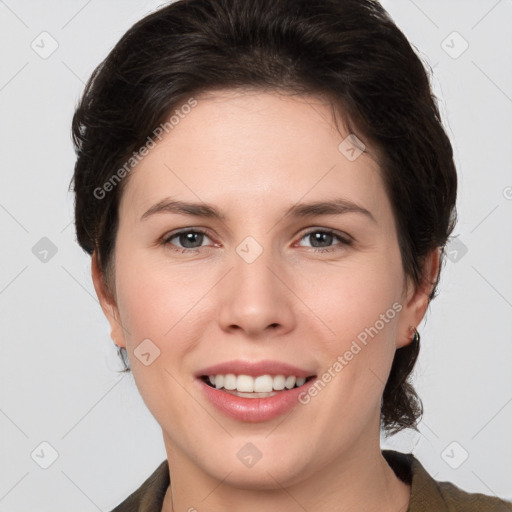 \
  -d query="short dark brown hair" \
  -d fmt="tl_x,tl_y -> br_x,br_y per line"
70,0 -> 457,435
